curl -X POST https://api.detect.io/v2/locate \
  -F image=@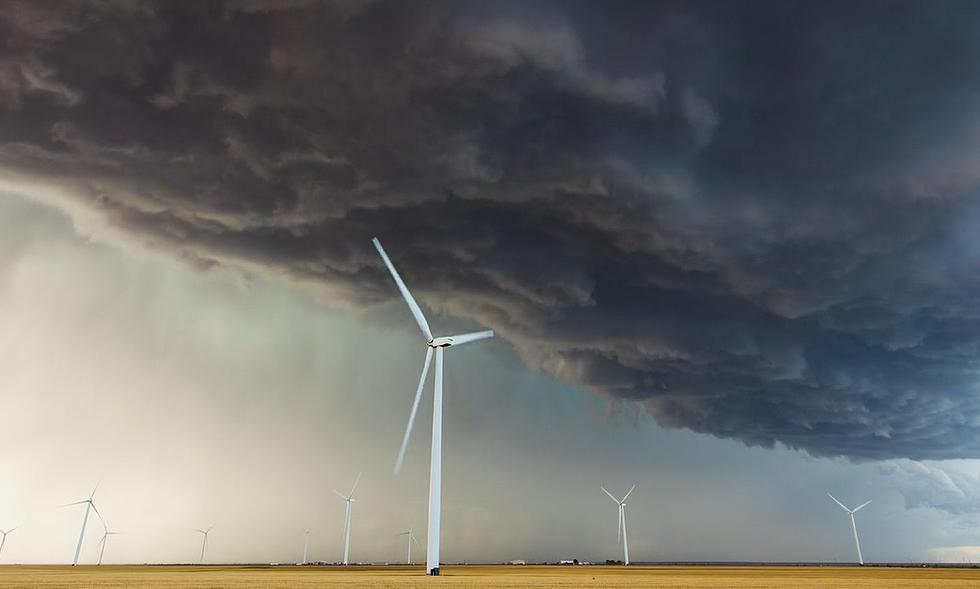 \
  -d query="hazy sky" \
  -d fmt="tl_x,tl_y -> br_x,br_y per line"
3,0 -> 980,565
